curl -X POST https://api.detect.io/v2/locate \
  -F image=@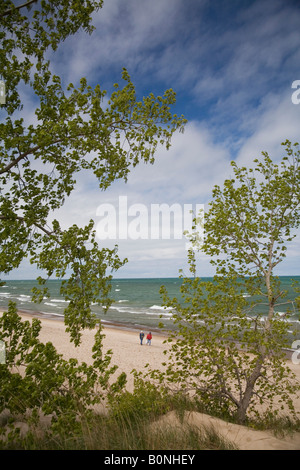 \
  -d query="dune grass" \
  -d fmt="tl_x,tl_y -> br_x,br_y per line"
1,374 -> 299,450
